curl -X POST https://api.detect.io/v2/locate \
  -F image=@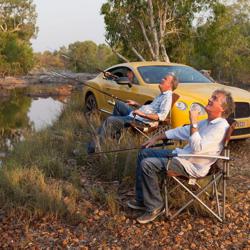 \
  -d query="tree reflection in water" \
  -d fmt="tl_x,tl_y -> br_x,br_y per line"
0,89 -> 31,151
0,89 -> 64,152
